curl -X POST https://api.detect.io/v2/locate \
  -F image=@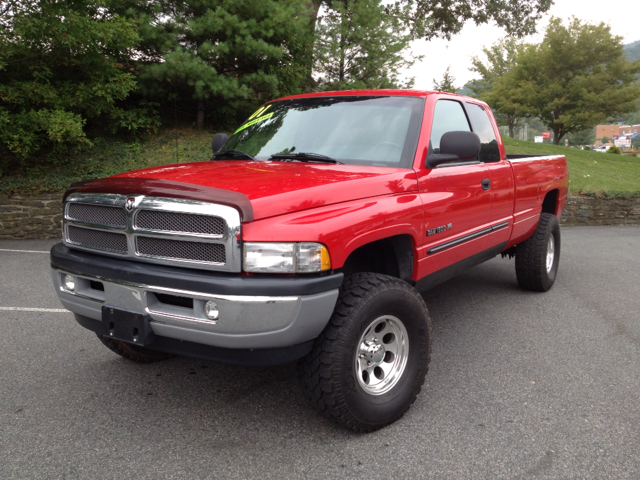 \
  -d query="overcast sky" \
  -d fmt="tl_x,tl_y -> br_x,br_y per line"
402,0 -> 640,90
